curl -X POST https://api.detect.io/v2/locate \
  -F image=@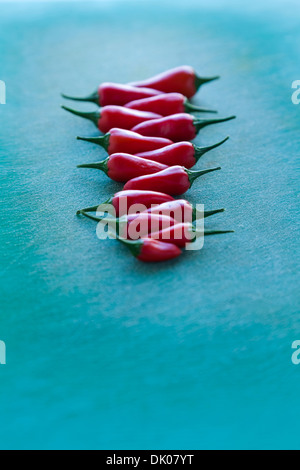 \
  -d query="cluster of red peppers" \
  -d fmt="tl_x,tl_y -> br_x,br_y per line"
62,66 -> 235,262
